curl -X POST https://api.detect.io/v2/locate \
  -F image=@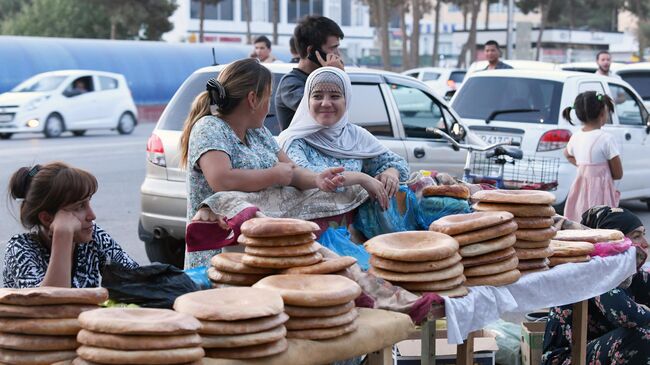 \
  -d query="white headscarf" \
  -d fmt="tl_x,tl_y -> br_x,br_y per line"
278,67 -> 389,159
